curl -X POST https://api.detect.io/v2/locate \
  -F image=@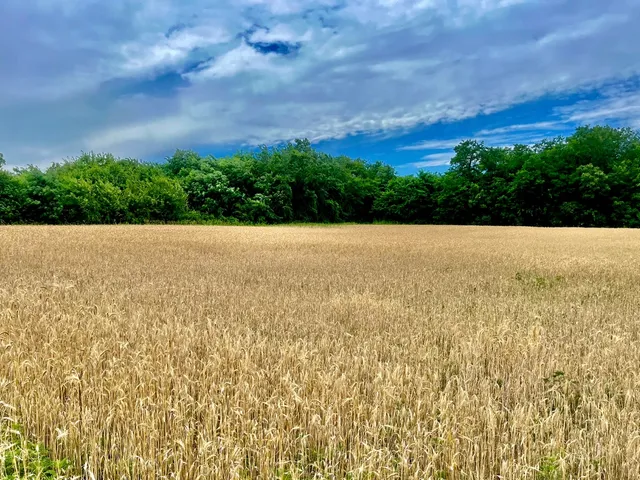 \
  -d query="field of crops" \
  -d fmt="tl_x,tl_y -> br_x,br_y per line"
1,225 -> 640,479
